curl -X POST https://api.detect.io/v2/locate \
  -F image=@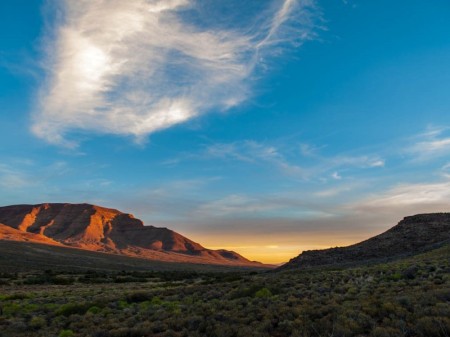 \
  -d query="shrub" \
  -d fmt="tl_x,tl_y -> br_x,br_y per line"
87,306 -> 102,314
126,292 -> 152,303
3,293 -> 29,300
56,303 -> 91,316
52,277 -> 75,285
29,316 -> 46,329
59,330 -> 75,337
371,326 -> 392,337
402,266 -> 418,280
255,288 -> 272,298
